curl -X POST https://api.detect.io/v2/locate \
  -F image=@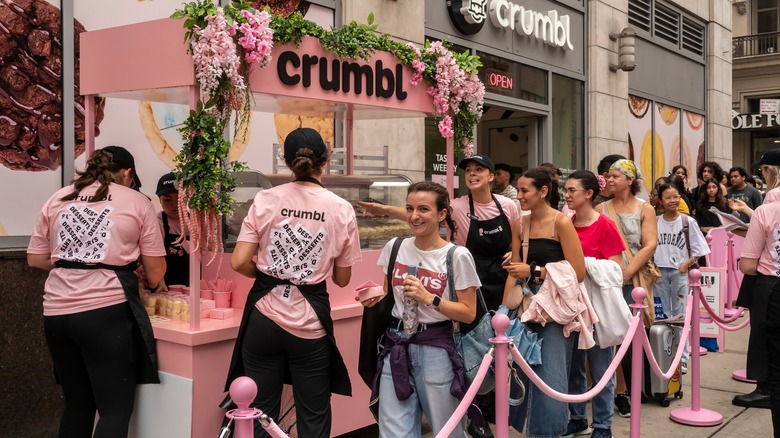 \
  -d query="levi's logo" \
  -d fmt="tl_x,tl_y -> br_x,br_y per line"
392,264 -> 447,297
